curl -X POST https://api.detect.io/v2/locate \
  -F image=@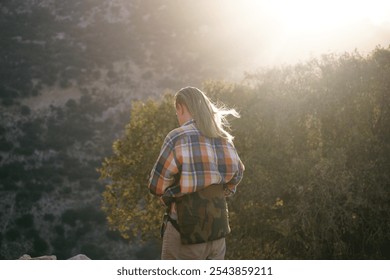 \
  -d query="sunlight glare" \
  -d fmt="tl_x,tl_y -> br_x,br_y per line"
222,0 -> 390,67
265,0 -> 390,31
